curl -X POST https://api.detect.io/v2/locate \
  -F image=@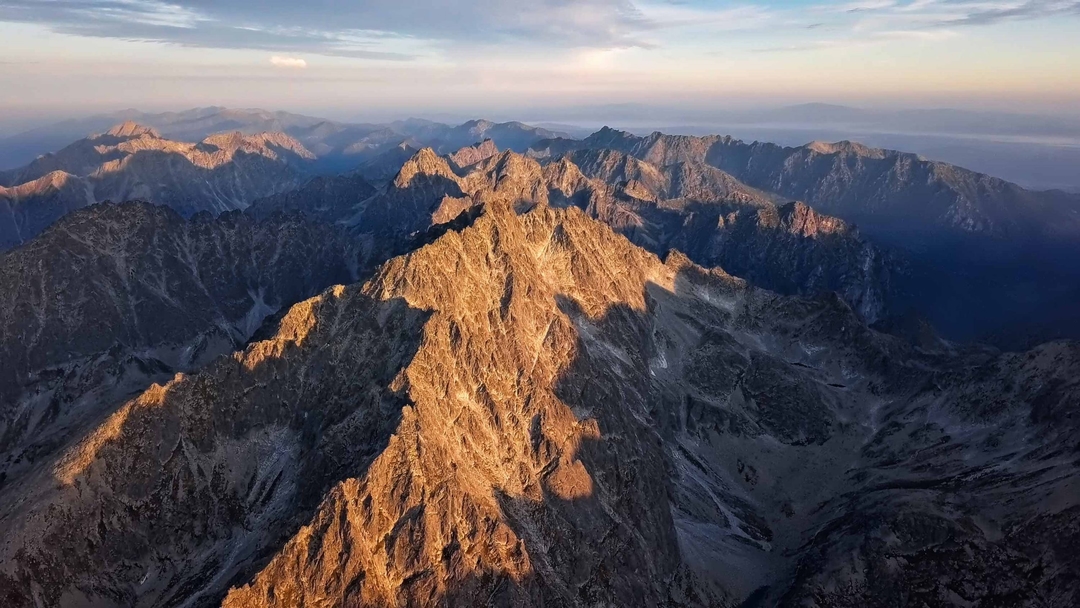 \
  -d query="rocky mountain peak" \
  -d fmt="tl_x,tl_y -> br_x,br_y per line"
462,118 -> 495,132
392,147 -> 459,188
448,138 -> 499,169
584,126 -> 637,148
776,200 -> 853,237
102,121 -> 161,139
5,193 -> 1076,607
